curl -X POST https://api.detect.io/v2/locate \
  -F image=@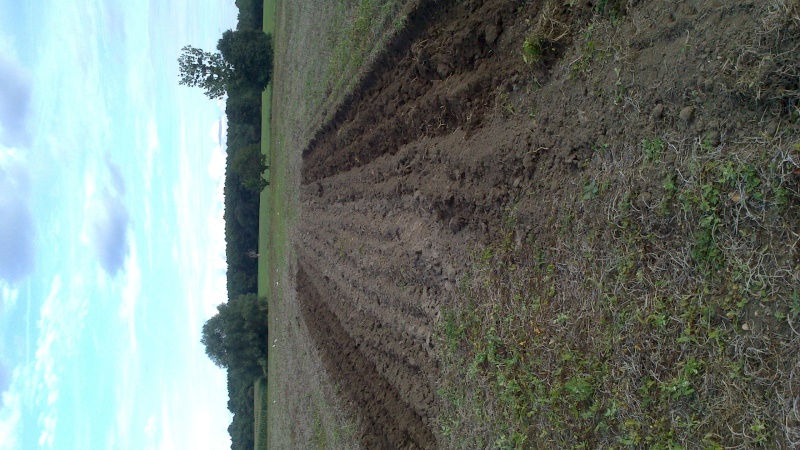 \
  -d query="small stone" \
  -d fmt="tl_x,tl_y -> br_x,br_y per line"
705,130 -> 721,147
742,323 -> 750,331
679,106 -> 695,122
523,153 -> 535,169
650,104 -> 664,122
